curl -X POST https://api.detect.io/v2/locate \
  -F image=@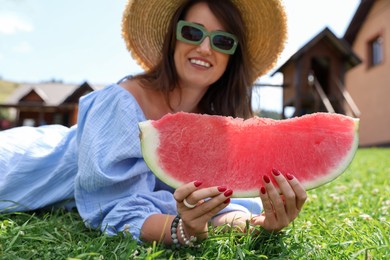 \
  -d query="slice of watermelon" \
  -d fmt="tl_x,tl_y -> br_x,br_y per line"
139,112 -> 359,197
